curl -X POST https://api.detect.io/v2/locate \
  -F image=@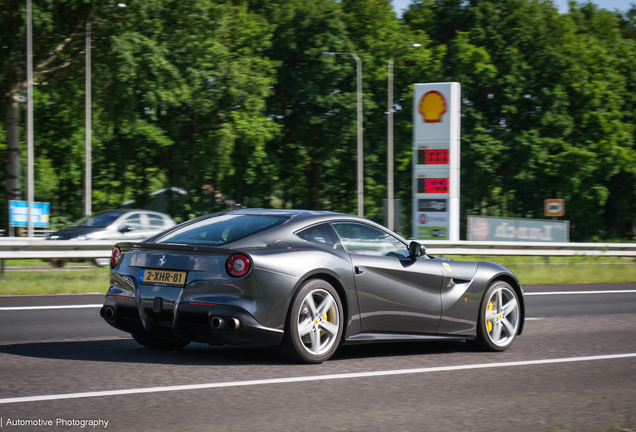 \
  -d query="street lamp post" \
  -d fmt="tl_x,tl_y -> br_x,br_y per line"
26,0 -> 34,237
387,44 -> 420,231
322,52 -> 364,217
85,3 -> 126,217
